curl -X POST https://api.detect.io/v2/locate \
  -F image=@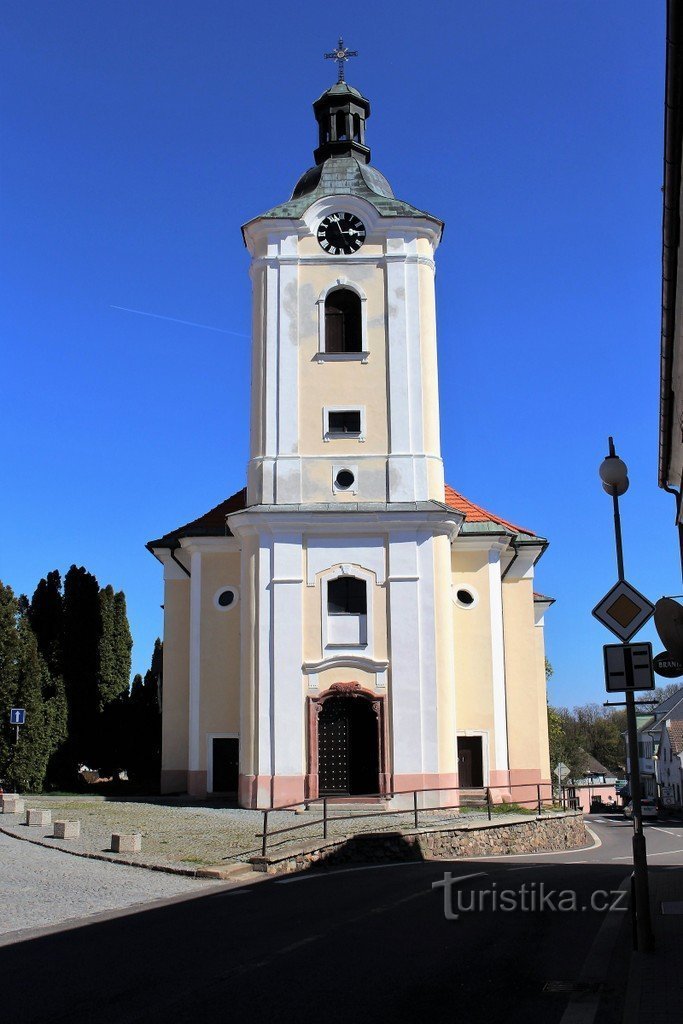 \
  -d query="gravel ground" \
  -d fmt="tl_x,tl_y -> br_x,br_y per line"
0,795 -> 549,870
0,831 -> 218,940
